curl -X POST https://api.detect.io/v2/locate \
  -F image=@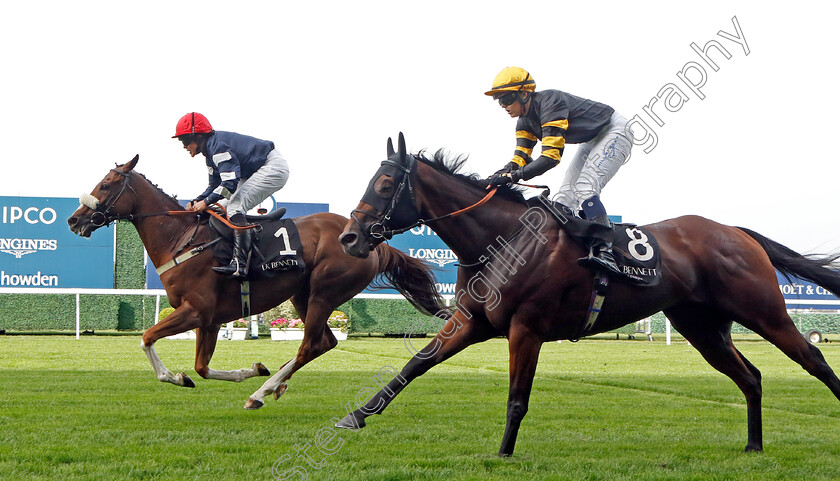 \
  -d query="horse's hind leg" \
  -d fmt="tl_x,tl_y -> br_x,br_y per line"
745,312 -> 840,401
665,305 -> 764,452
194,323 -> 270,382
